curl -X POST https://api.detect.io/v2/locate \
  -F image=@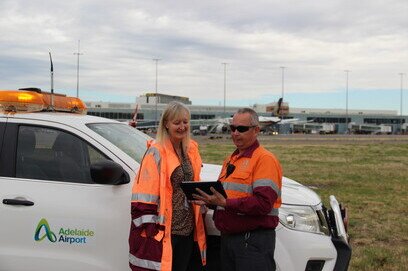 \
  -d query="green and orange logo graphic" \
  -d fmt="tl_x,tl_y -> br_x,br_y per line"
34,218 -> 57,242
